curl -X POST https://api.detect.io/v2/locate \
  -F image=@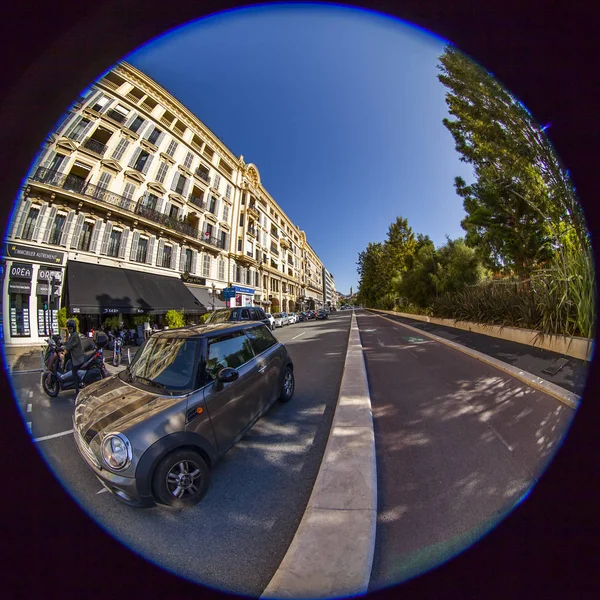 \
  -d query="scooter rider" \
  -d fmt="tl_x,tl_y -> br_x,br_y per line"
64,319 -> 85,388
